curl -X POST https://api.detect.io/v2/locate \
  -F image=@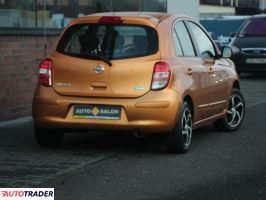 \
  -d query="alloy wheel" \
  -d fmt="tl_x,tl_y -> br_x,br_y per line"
226,94 -> 244,128
181,107 -> 192,148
